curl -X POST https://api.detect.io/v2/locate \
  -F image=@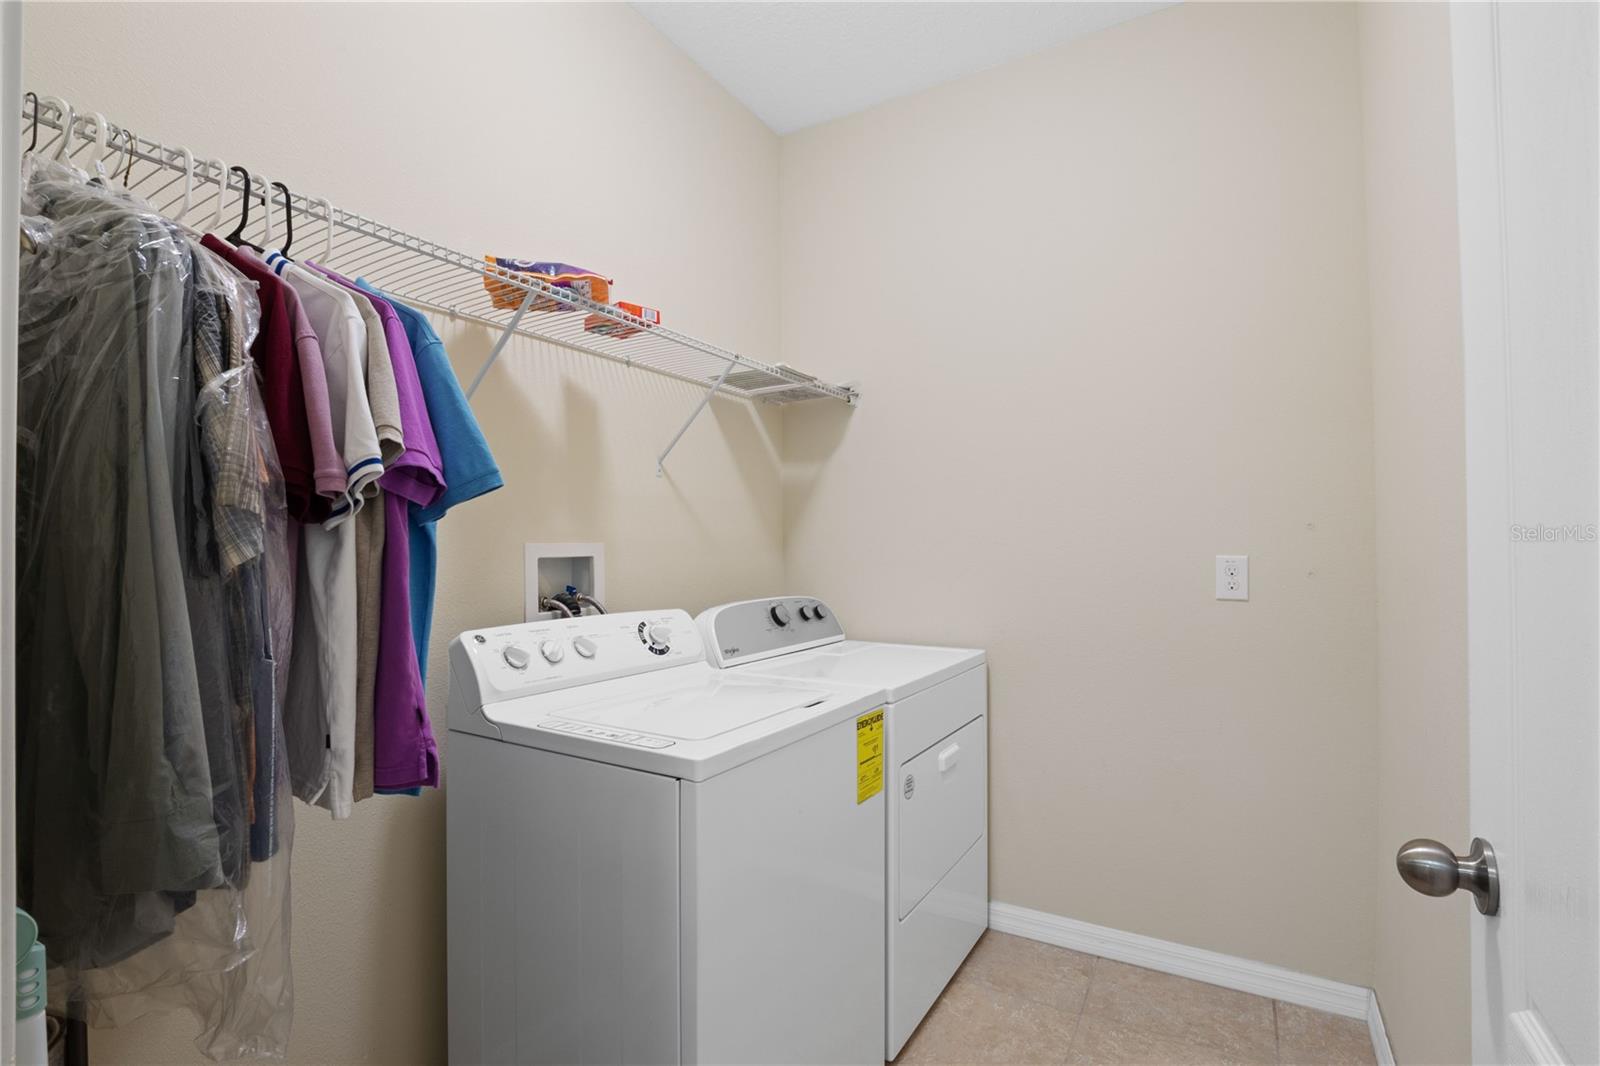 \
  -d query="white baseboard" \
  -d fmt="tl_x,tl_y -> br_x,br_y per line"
1368,991 -> 1396,1066
989,900 -> 1377,1027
